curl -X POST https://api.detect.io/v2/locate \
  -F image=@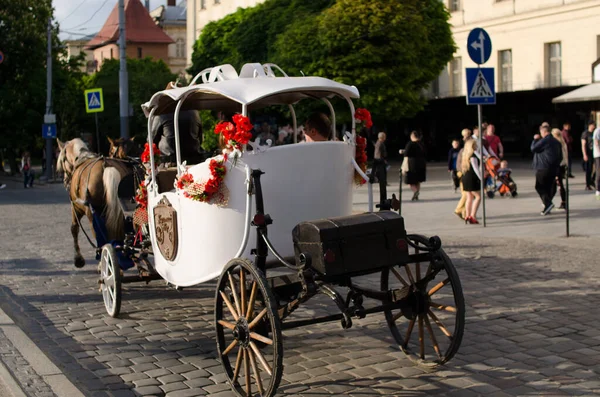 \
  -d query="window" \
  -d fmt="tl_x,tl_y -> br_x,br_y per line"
449,0 -> 460,12
546,42 -> 561,87
200,0 -> 206,9
450,57 -> 462,95
176,38 -> 185,58
499,49 -> 512,92
137,47 -> 143,59
110,48 -> 113,59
